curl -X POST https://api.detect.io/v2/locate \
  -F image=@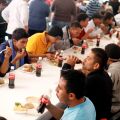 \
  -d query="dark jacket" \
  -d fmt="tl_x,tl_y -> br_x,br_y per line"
0,11 -> 7,39
109,1 -> 120,15
86,69 -> 112,120
62,63 -> 113,120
